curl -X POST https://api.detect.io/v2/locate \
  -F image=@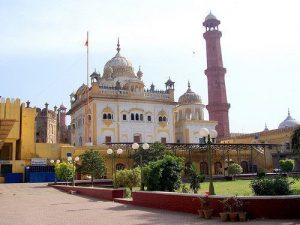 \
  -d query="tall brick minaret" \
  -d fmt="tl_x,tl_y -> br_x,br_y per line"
203,12 -> 230,139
